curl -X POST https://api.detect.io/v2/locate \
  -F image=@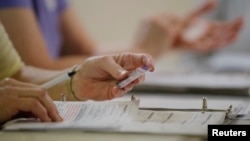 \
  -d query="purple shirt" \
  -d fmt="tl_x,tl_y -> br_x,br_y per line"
0,0 -> 68,58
